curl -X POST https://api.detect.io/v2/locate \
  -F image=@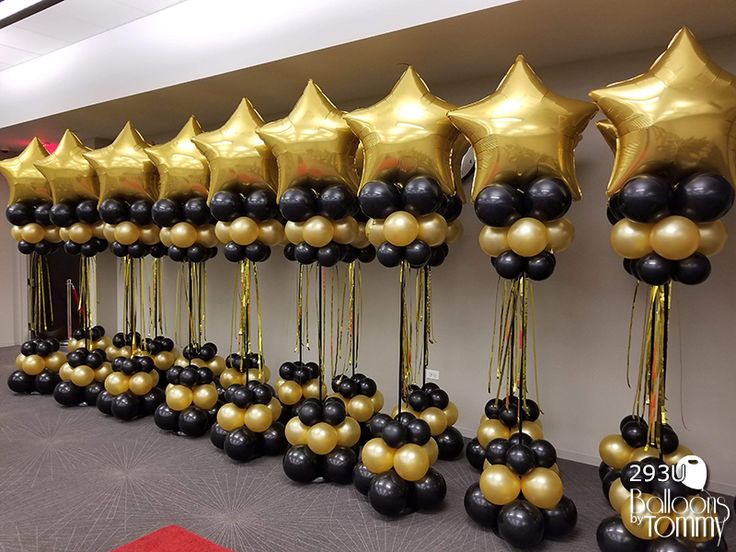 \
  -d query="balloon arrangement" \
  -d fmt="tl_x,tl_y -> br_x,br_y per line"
329,373 -> 383,445
448,55 -> 597,547
8,337 -> 64,395
591,28 -> 735,552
